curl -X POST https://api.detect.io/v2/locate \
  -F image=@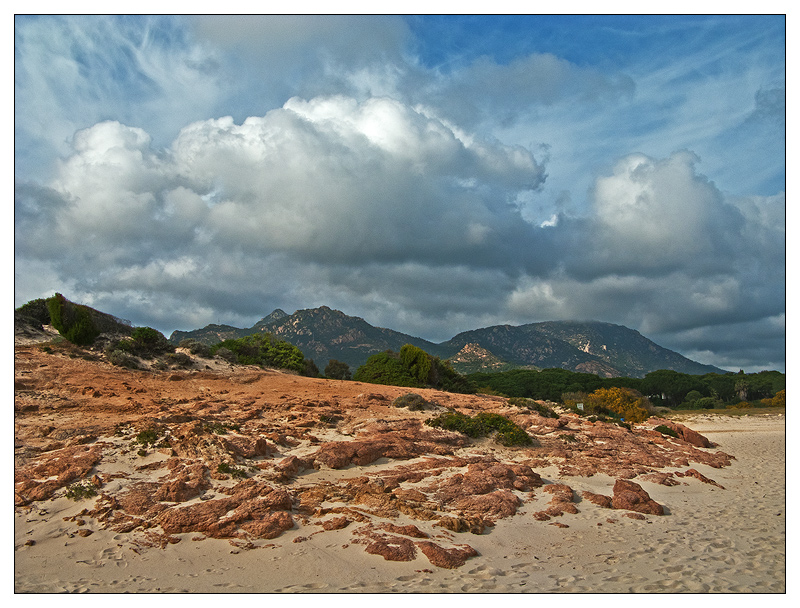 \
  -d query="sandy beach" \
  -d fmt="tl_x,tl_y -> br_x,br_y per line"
15,408 -> 785,593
